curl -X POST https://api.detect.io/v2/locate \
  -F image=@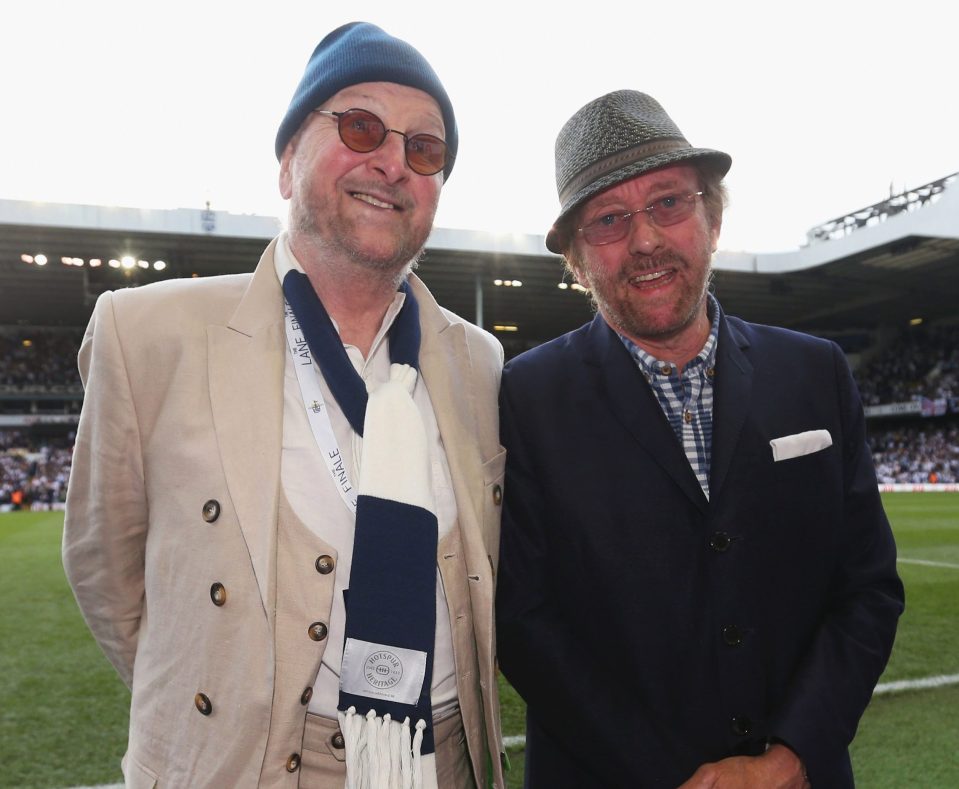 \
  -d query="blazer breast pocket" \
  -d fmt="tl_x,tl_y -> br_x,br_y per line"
772,442 -> 835,471
770,441 -> 840,502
